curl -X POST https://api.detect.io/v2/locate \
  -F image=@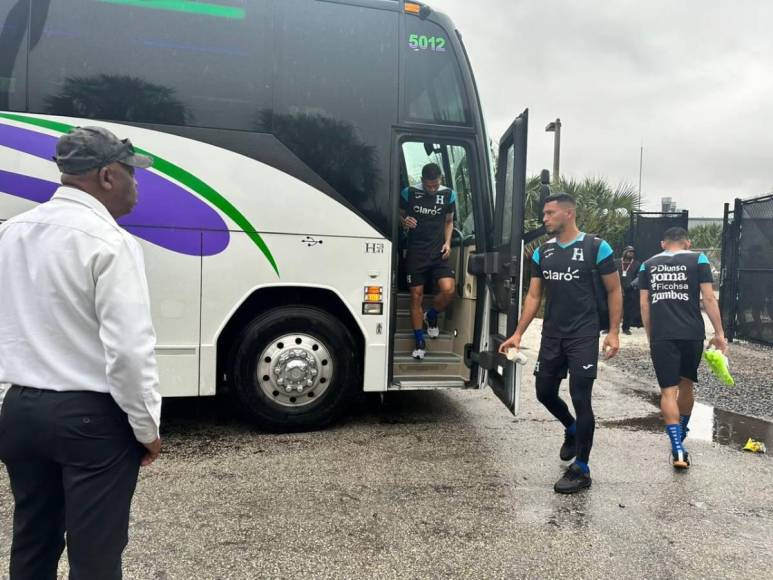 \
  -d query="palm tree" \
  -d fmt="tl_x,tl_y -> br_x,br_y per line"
524,175 -> 637,251
689,223 -> 722,248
